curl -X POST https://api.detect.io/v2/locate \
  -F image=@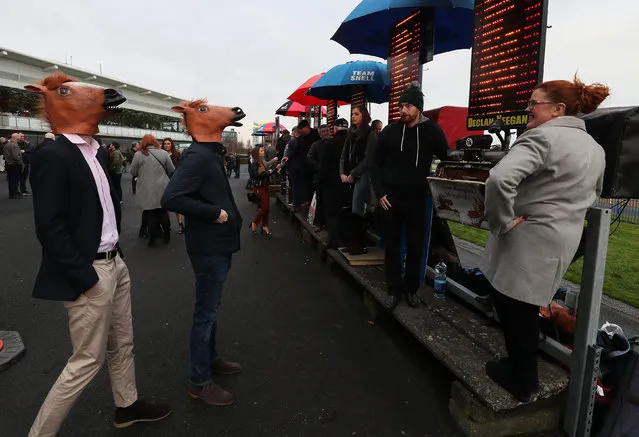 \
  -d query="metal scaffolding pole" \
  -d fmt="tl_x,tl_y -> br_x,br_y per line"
564,207 -> 611,437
